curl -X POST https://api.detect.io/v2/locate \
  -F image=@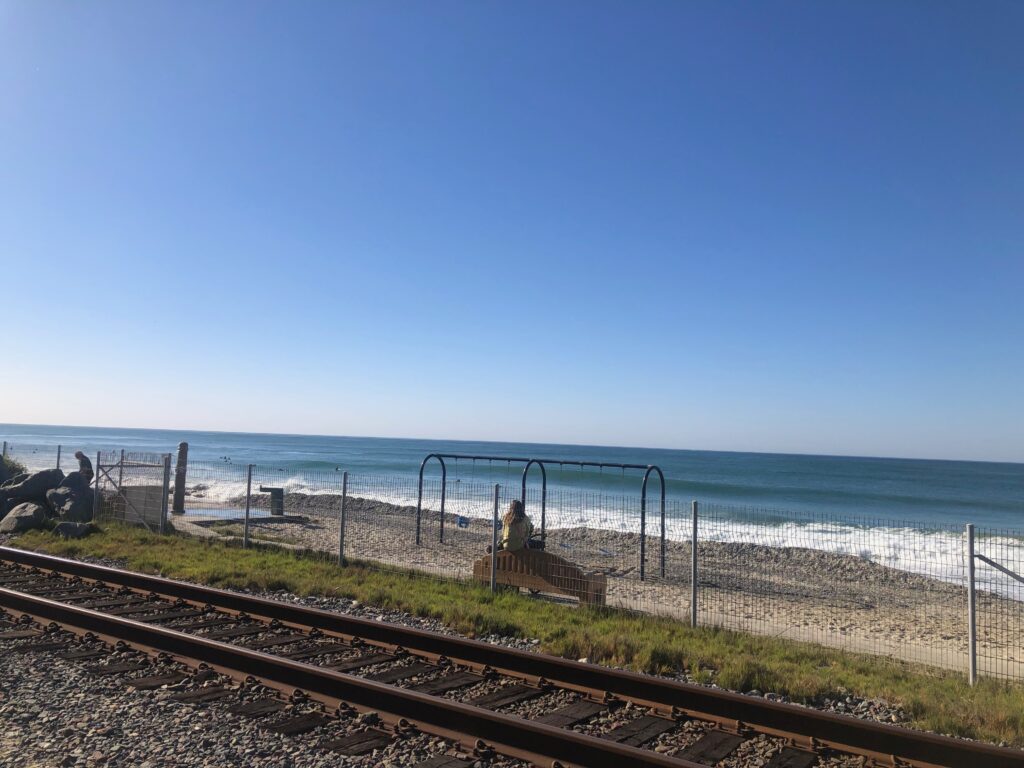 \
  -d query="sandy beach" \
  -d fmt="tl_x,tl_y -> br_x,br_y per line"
170,492 -> 1022,679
